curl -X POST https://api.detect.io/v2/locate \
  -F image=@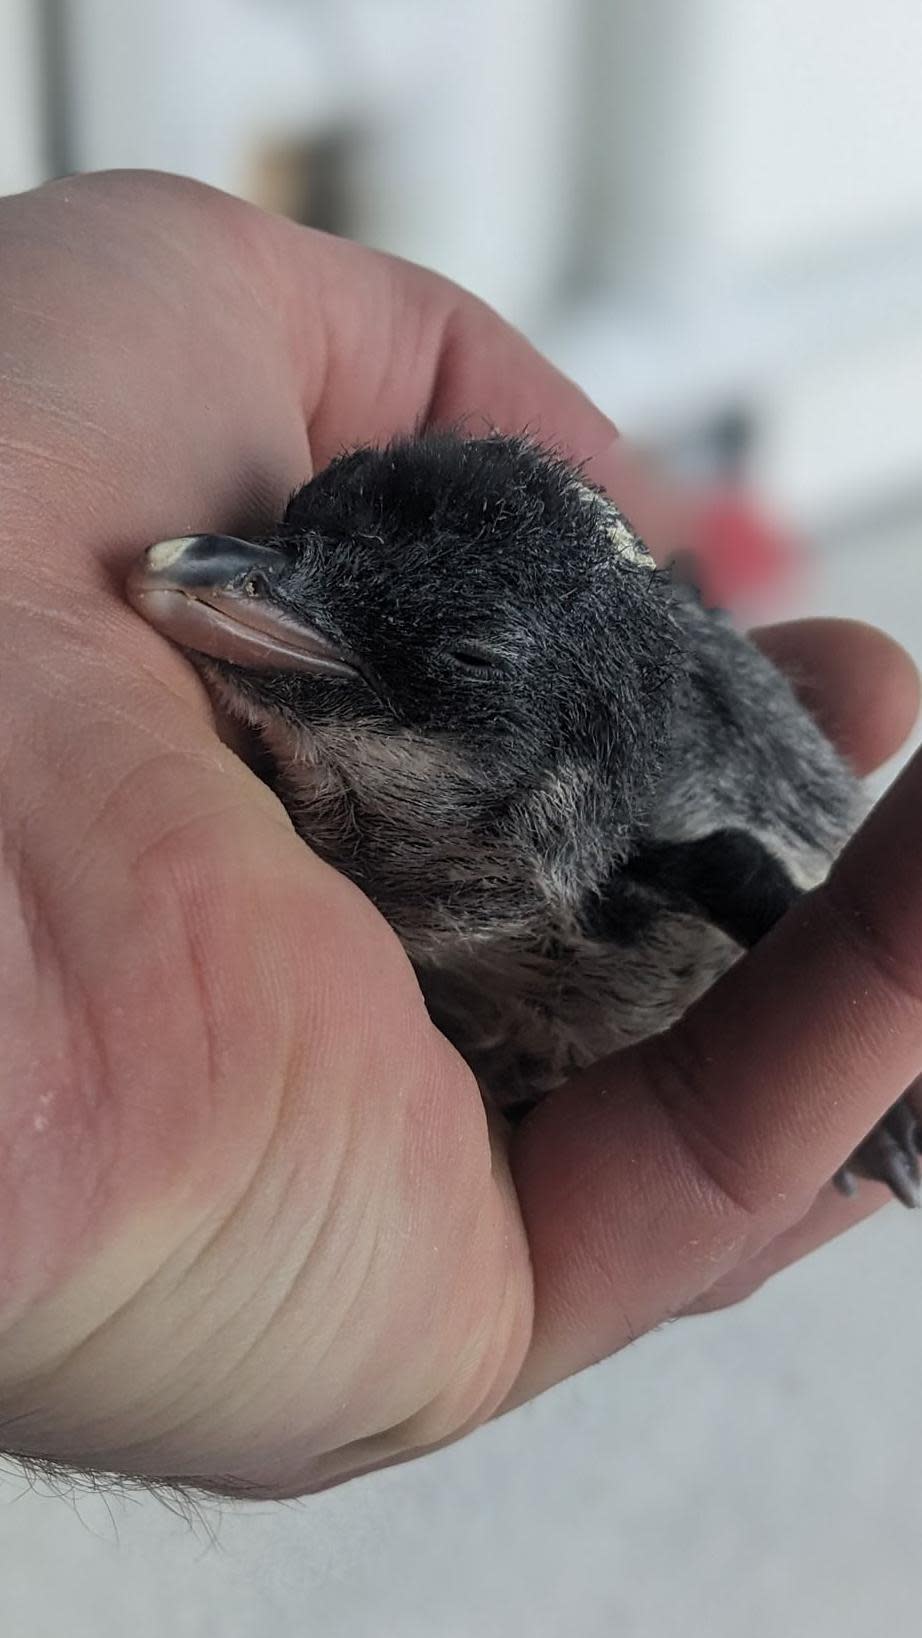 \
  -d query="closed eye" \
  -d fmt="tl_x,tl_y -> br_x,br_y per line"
447,642 -> 514,675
